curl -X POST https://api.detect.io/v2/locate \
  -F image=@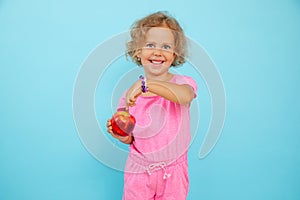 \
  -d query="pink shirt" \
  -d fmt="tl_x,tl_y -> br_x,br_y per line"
117,74 -> 198,173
